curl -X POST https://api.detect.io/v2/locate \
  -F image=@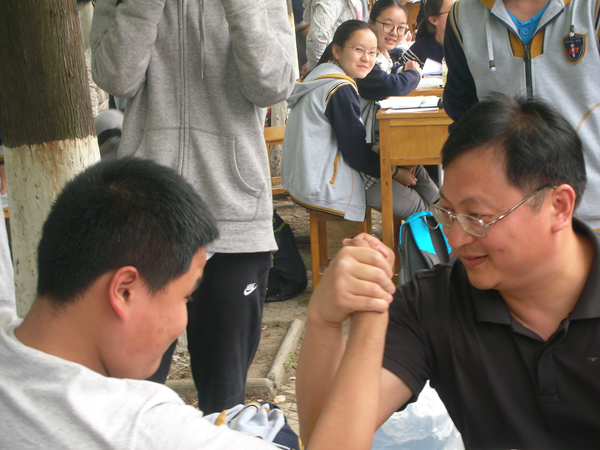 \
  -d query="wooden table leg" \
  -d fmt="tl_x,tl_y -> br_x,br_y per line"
378,119 -> 398,276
